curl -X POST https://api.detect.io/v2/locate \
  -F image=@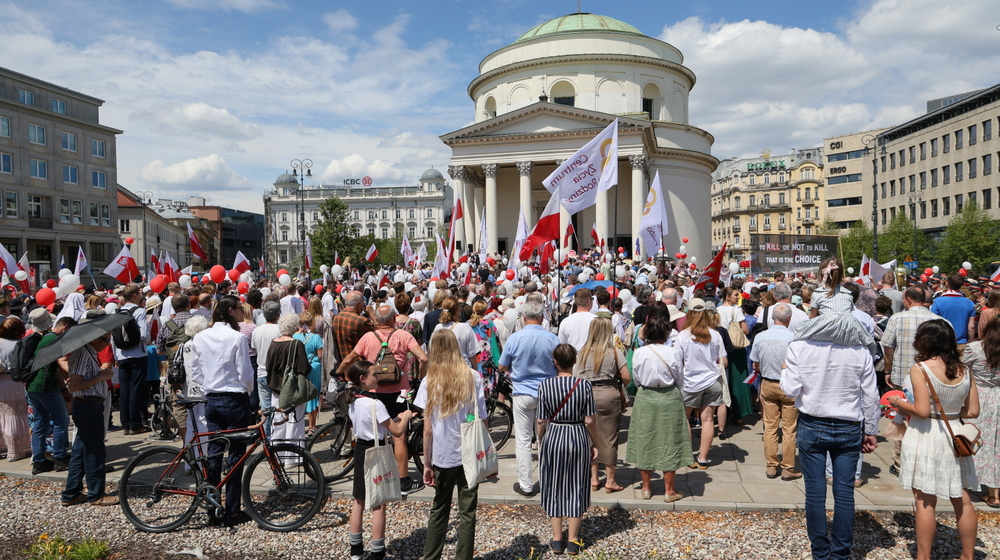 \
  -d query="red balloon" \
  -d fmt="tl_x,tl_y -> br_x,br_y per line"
277,269 -> 289,278
210,265 -> 226,284
682,237 -> 689,244
618,247 -> 624,252
125,237 -> 135,245
920,274 -> 928,282
314,284 -> 324,294
675,253 -> 682,259
505,270 -> 515,281
486,257 -> 496,266
201,275 -> 211,284
149,277 -> 166,293
237,281 -> 249,294
689,263 -> 697,269
36,288 -> 56,306
191,276 -> 199,283
681,254 -> 687,259
46,279 -> 57,289
595,273 -> 605,281
924,268 -> 933,275
959,268 -> 968,277
227,268 -> 240,282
